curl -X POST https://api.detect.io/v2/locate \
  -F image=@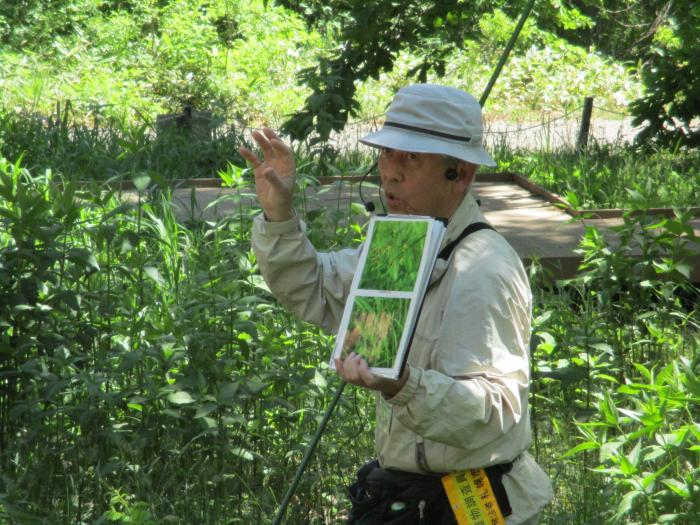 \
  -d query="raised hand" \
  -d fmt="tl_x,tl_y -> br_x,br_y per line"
239,128 -> 296,222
